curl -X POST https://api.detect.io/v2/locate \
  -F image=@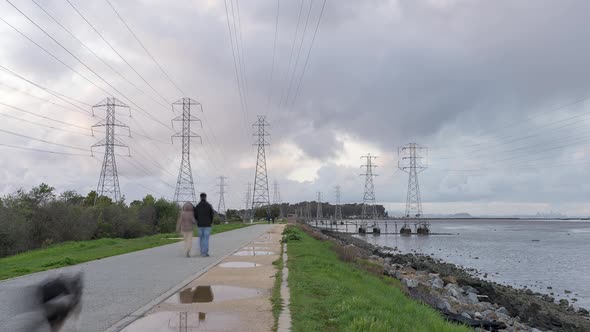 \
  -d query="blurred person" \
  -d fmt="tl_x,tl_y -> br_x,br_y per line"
4,272 -> 83,332
193,193 -> 214,257
176,202 -> 196,257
